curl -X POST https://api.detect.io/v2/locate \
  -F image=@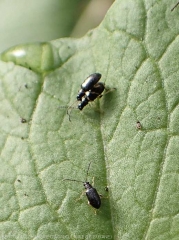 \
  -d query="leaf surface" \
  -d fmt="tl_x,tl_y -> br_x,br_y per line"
0,0 -> 179,239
